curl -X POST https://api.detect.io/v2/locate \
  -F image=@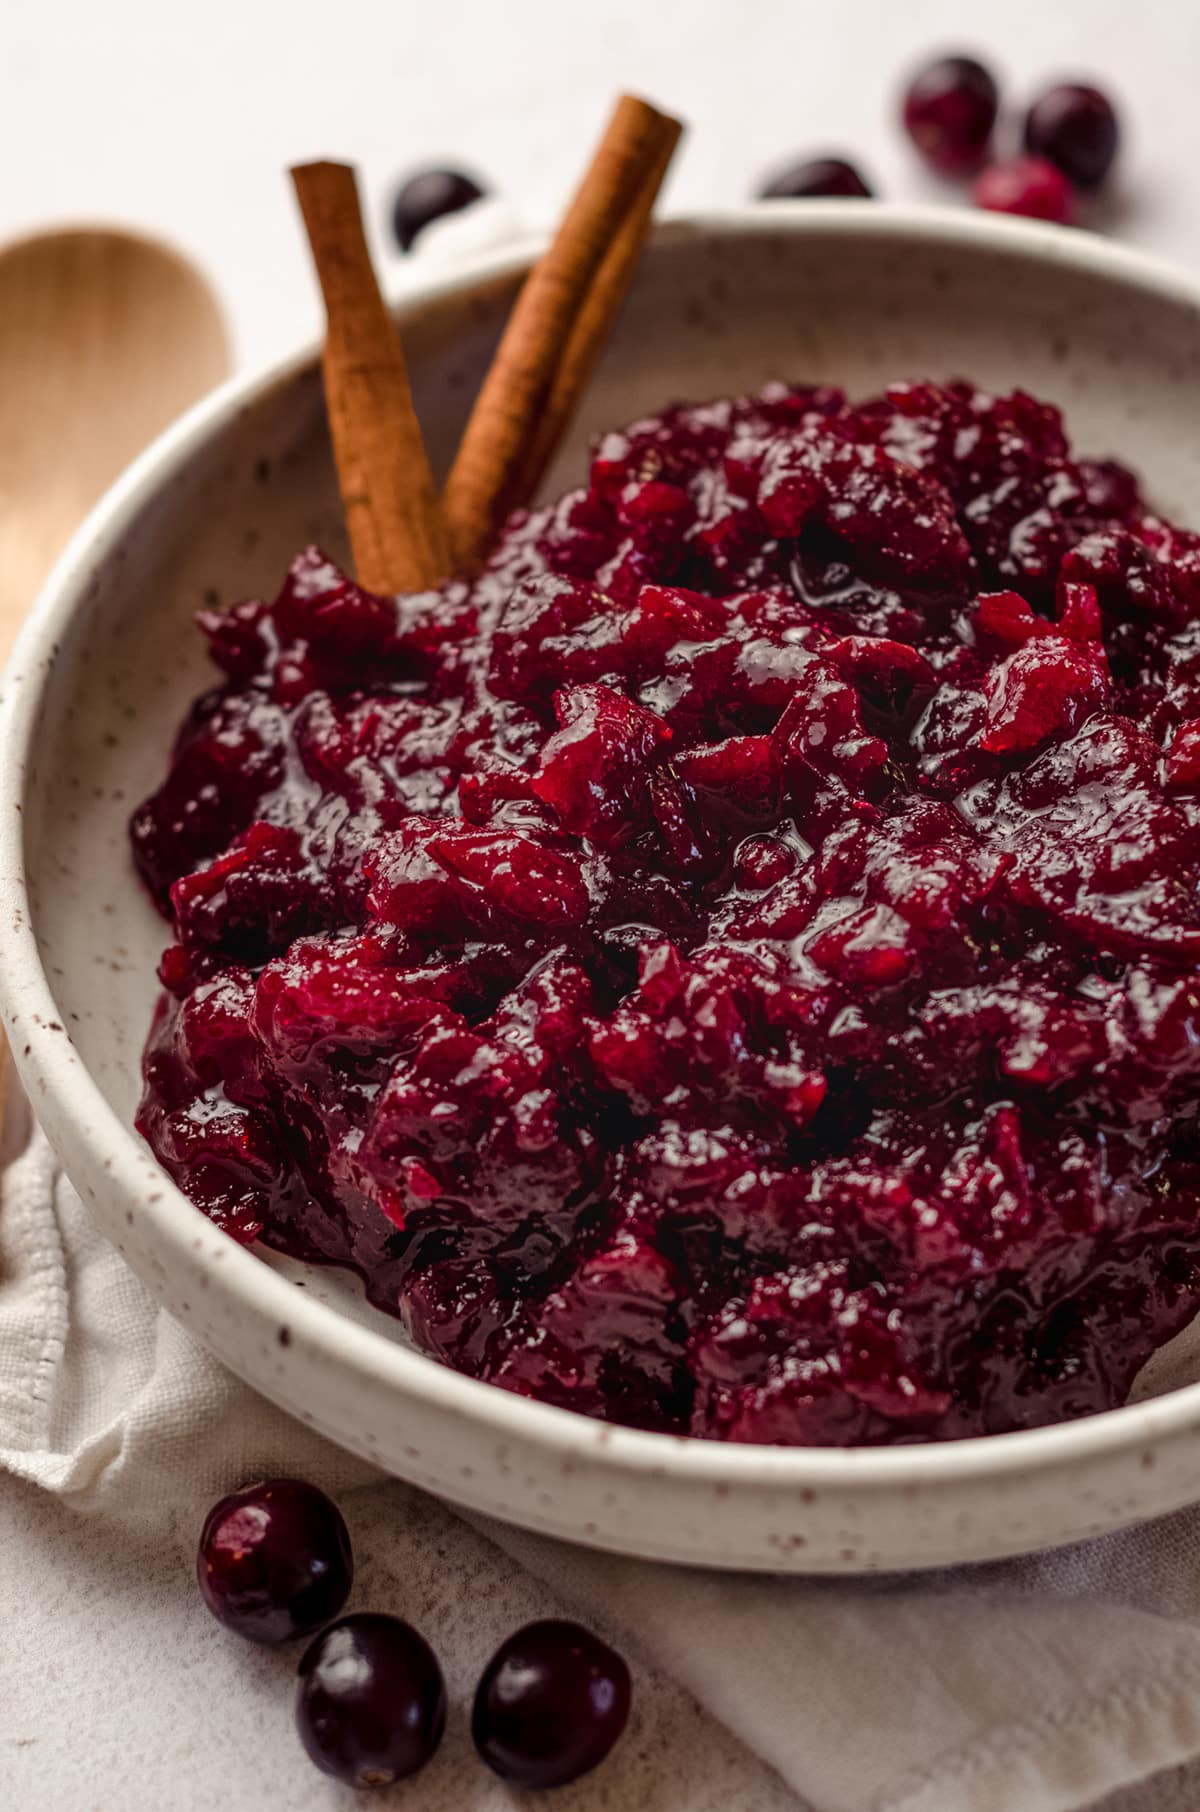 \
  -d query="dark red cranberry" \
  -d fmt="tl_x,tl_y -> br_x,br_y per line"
472,1619 -> 631,1789
1024,83 -> 1119,190
902,54 -> 999,173
297,1613 -> 446,1788
759,157 -> 873,200
974,155 -> 1075,224
390,166 -> 486,252
197,1478 -> 352,1644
